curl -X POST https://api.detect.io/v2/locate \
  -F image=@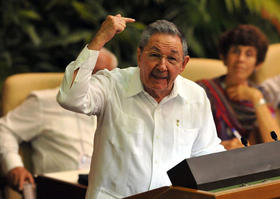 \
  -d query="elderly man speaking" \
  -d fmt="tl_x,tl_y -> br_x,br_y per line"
57,14 -> 224,199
